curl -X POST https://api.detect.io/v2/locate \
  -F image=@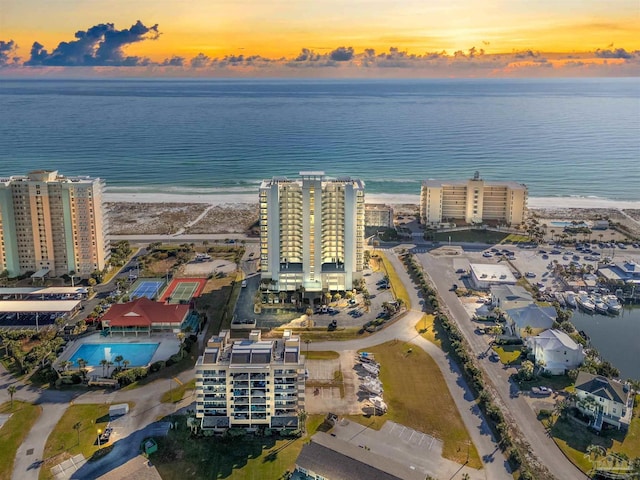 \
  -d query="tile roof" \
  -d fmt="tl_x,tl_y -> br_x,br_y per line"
102,297 -> 189,327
